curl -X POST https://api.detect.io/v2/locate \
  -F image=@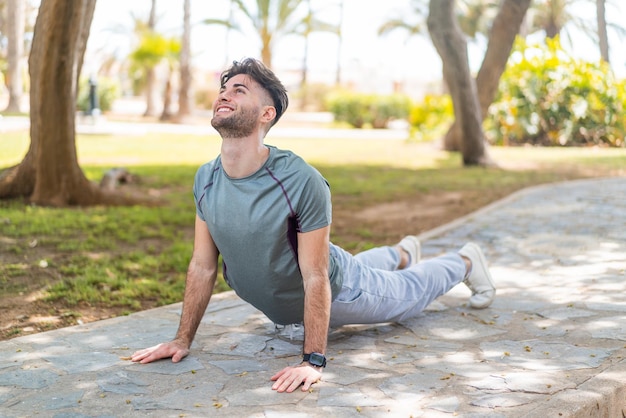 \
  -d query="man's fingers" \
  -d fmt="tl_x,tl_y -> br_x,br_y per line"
285,379 -> 302,393
130,342 -> 188,364
270,365 -> 321,392
131,344 -> 161,361
130,350 -> 150,362
301,378 -> 313,392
